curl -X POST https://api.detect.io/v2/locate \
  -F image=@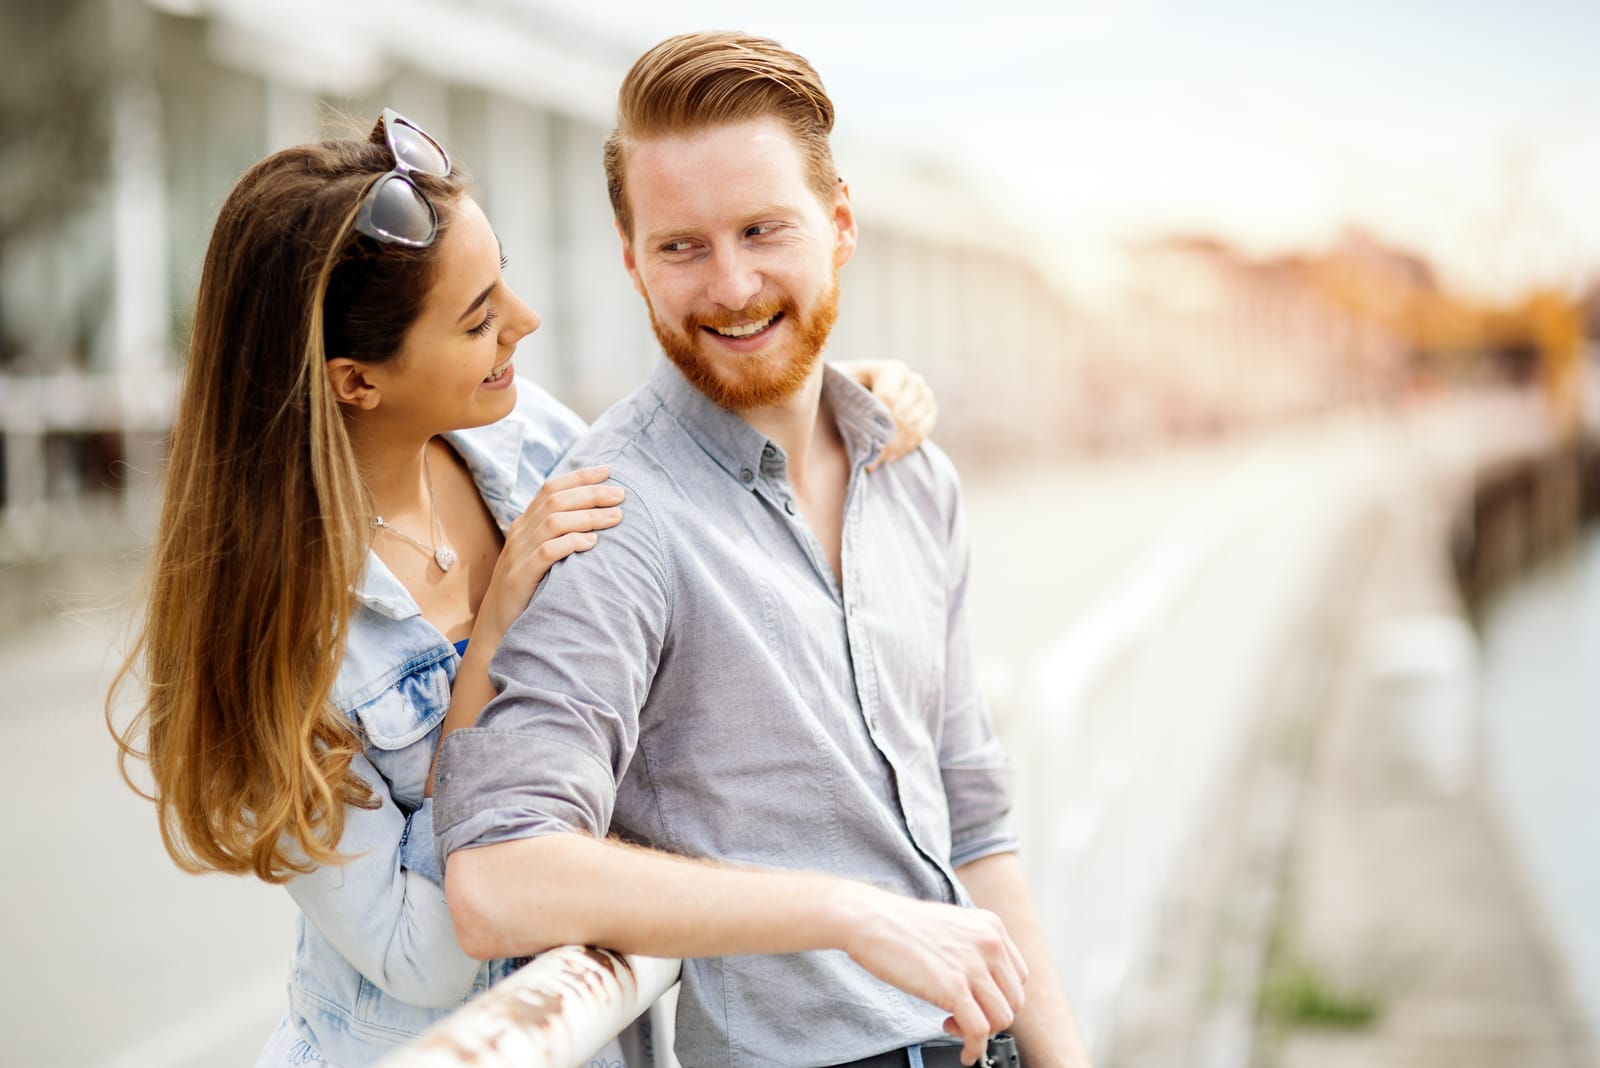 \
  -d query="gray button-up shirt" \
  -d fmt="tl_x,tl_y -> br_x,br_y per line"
435,359 -> 1016,1068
